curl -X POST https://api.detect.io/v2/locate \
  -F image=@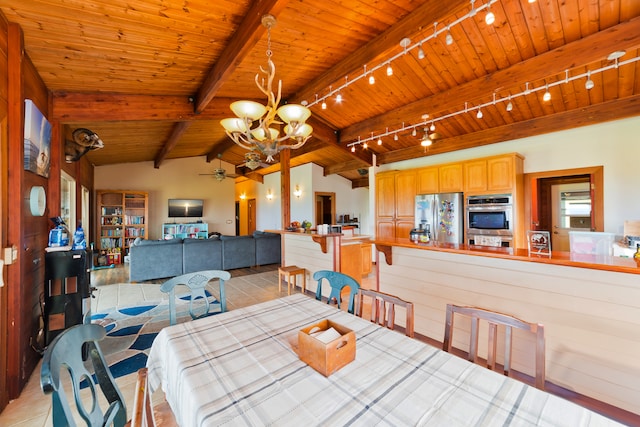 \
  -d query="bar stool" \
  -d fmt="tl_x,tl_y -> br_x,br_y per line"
278,266 -> 306,295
